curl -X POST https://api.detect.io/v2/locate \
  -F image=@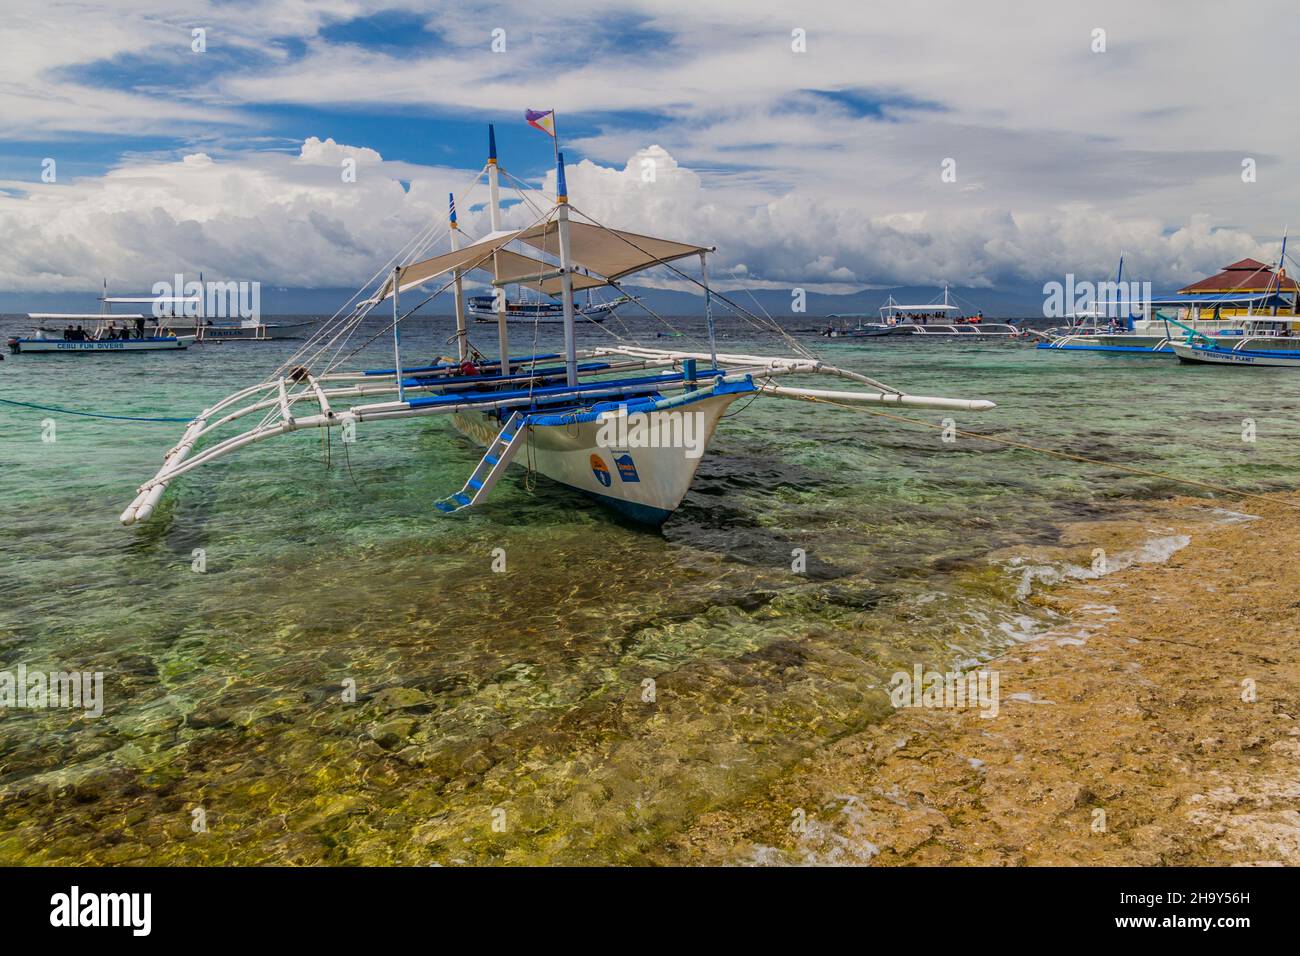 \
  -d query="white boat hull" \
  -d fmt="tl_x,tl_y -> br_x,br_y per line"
450,390 -> 741,524
471,315 -> 608,325
1170,342 -> 1300,367
7,336 -> 193,354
